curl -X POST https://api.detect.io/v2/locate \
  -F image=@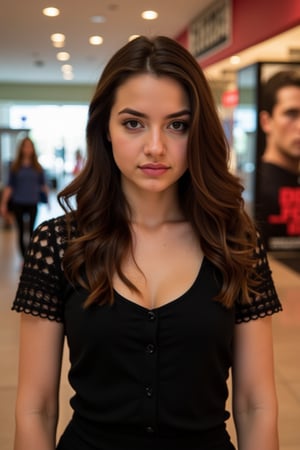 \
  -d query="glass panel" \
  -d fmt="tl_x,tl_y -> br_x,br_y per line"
233,64 -> 258,217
